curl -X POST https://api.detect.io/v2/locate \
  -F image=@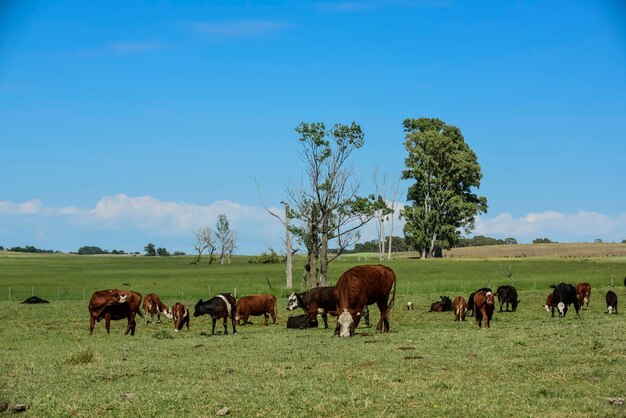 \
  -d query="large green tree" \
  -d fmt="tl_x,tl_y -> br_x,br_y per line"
401,118 -> 487,258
